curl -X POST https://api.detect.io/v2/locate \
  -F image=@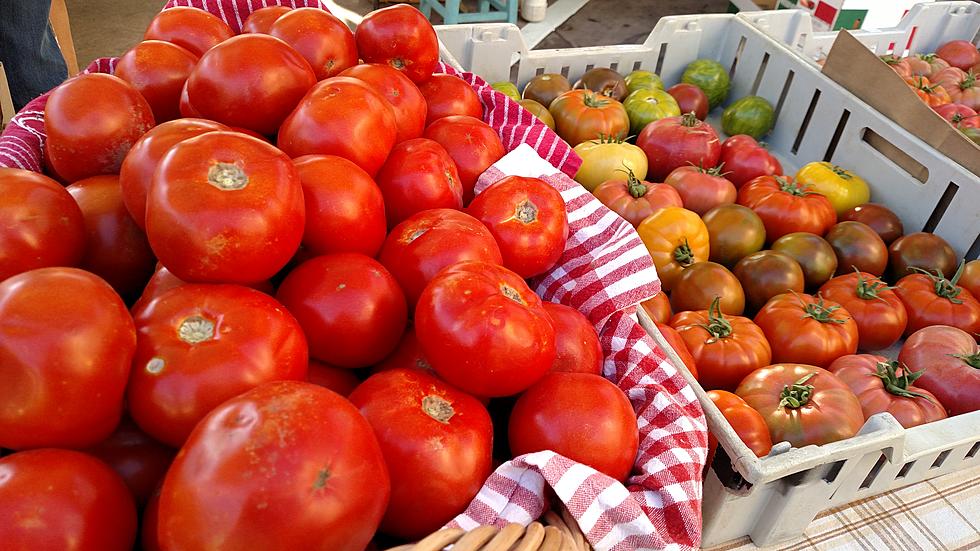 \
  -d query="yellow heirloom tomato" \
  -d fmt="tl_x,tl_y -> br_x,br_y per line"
795,162 -> 870,215
573,136 -> 648,192
637,206 -> 710,290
